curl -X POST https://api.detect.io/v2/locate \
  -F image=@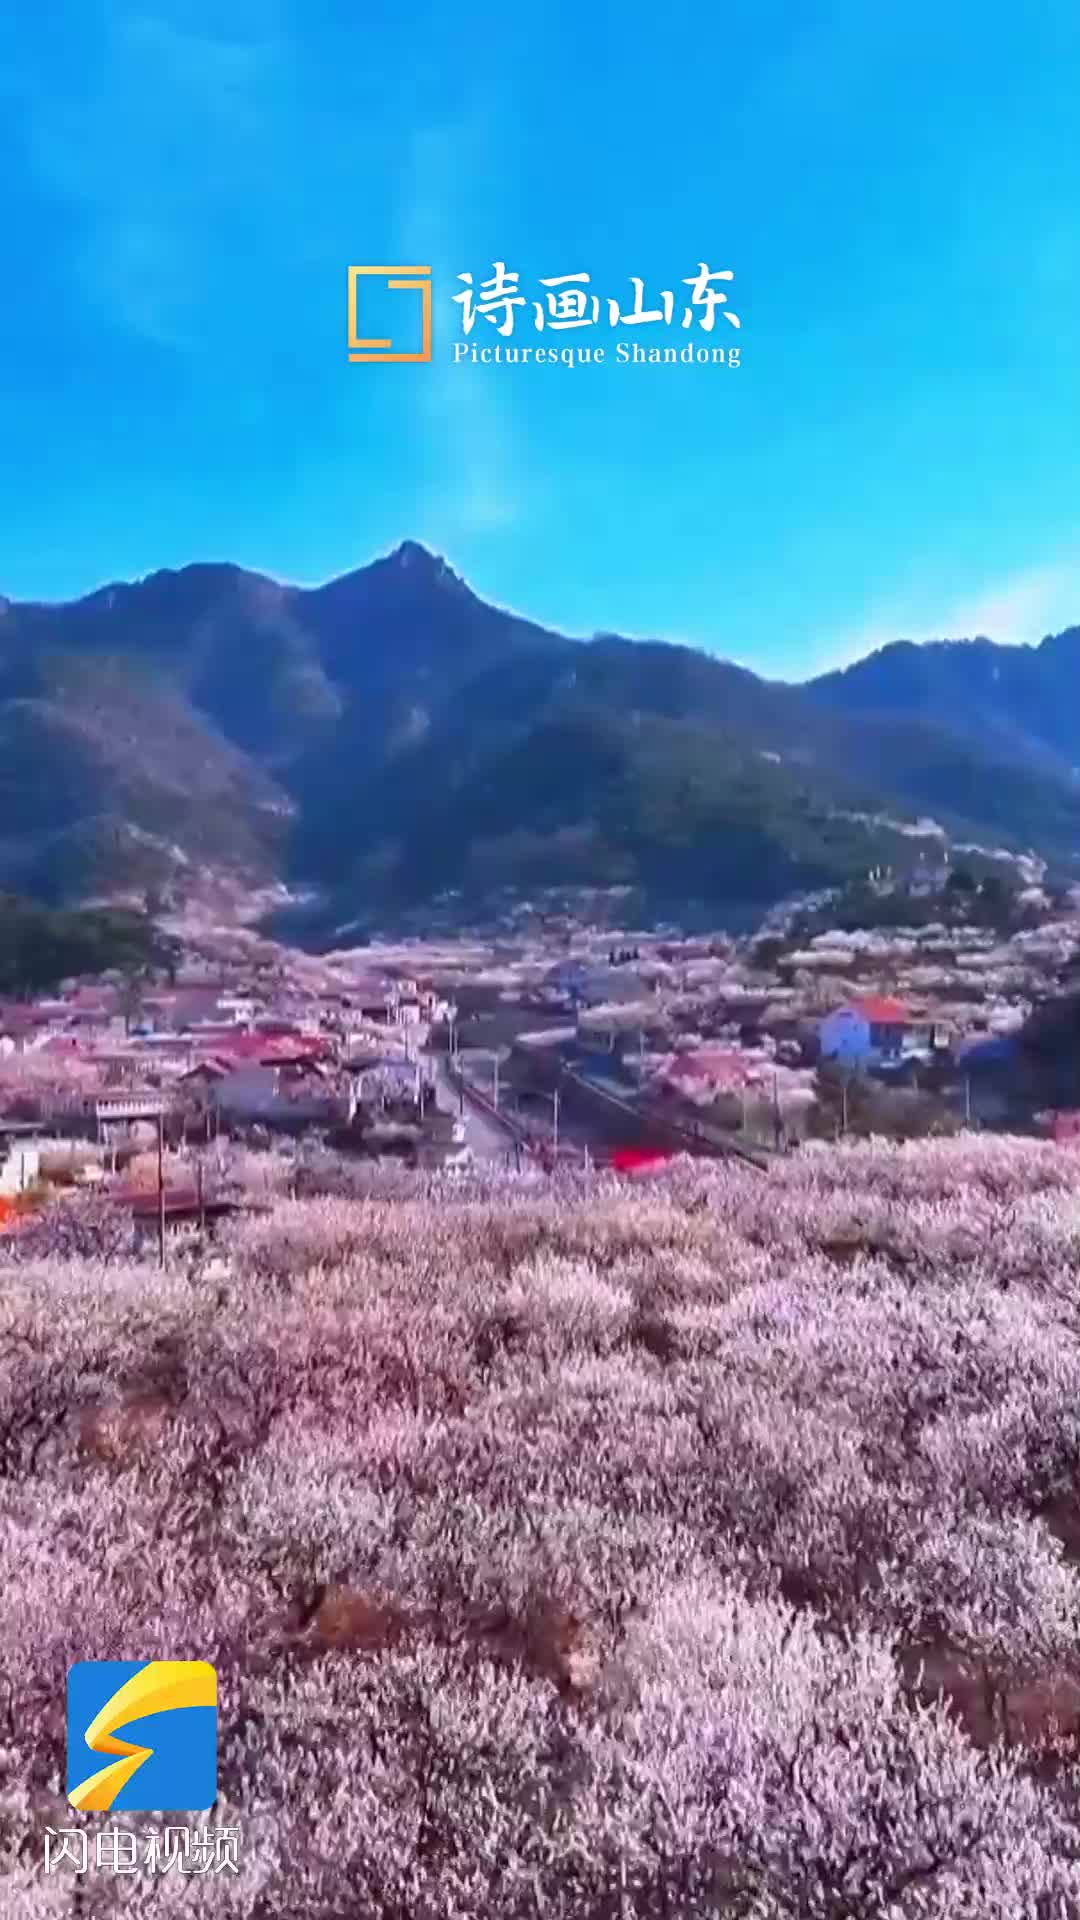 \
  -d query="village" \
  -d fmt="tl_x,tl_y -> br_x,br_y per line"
0,860 -> 1078,1256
